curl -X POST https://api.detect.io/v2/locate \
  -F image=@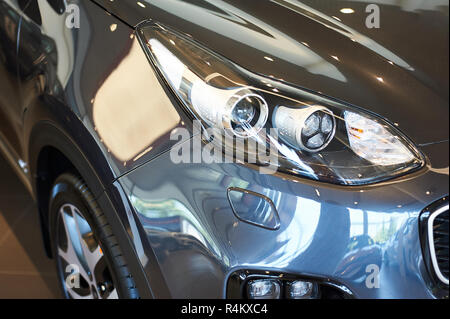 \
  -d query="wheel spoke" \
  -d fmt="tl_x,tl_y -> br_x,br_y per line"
106,288 -> 119,299
86,245 -> 103,276
57,203 -> 118,299
67,288 -> 94,300
57,247 -> 87,279
58,210 -> 78,265
58,208 -> 91,282
70,206 -> 104,280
